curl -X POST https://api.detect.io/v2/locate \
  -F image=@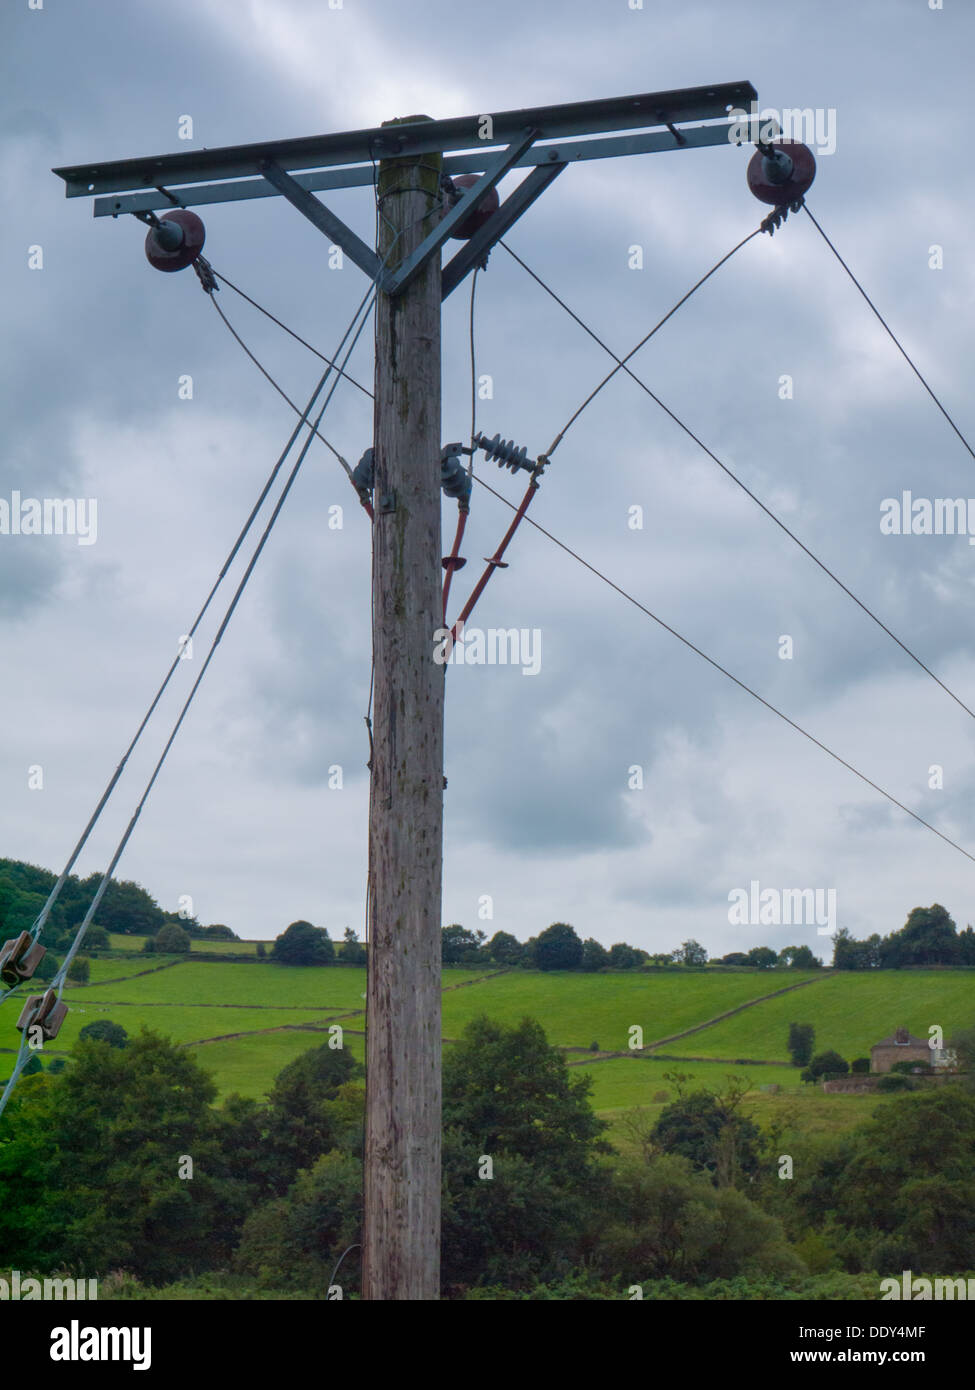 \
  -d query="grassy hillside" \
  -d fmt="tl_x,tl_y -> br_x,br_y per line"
3,962 -> 970,1123
439,968 -> 822,1049
680,969 -> 975,1062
